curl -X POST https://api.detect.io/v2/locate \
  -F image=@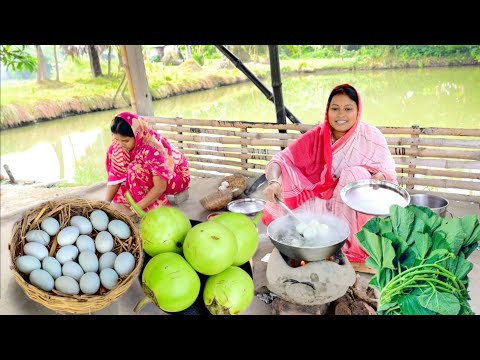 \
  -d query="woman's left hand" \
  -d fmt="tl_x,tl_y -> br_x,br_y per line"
371,172 -> 386,181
